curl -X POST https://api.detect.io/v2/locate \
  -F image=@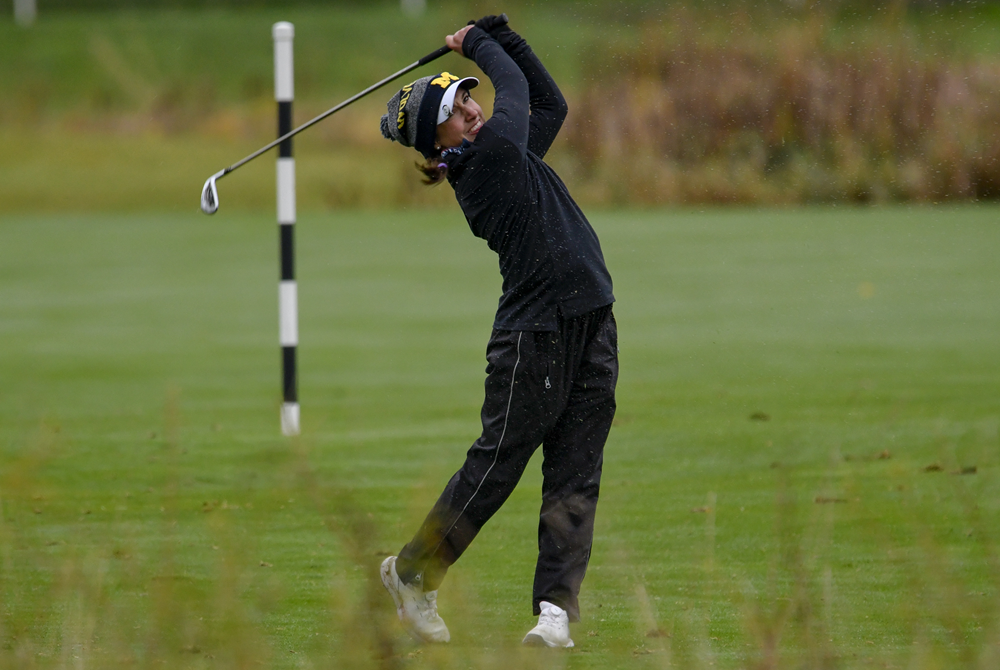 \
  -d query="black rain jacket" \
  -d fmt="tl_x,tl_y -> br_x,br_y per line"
445,25 -> 615,332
